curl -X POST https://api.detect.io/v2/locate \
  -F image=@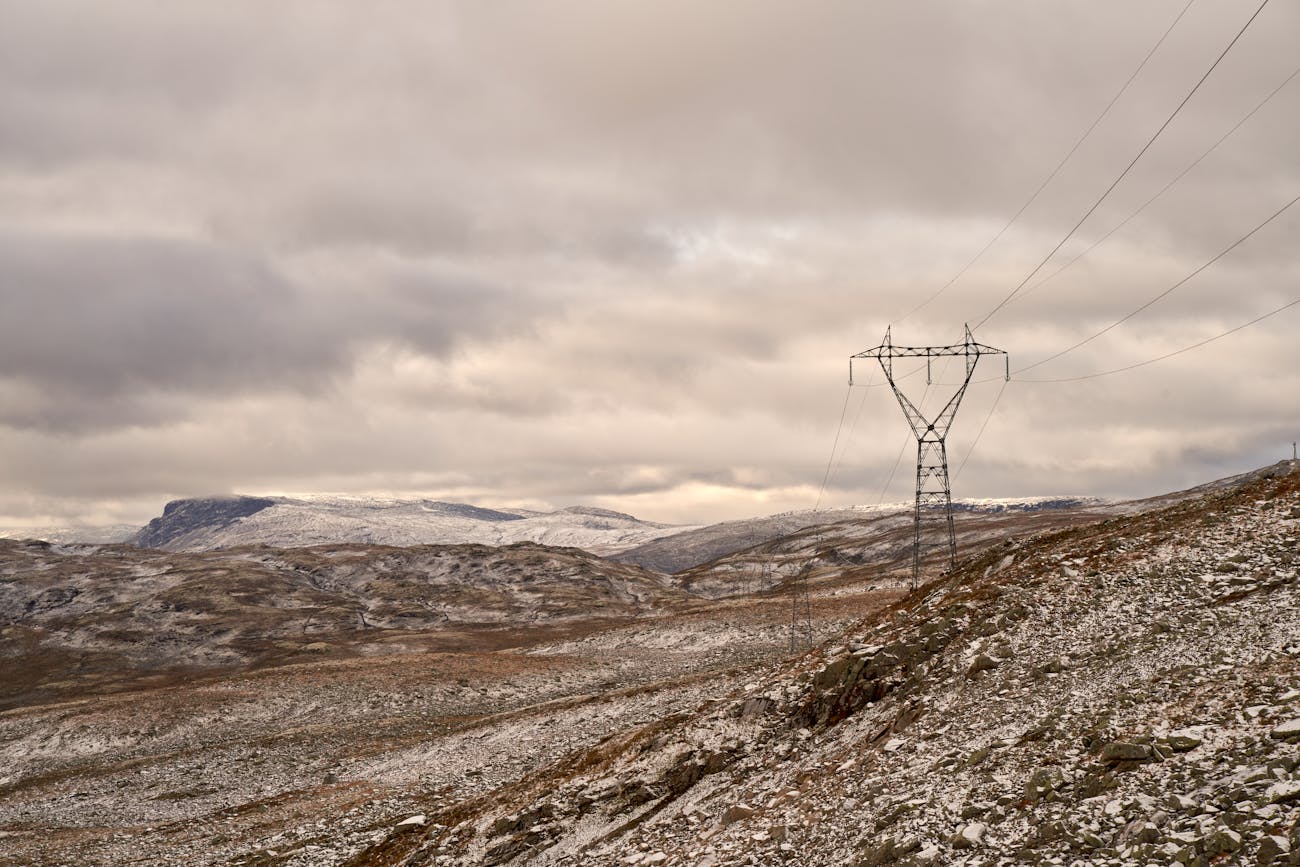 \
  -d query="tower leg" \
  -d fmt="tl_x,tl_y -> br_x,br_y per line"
942,439 -> 956,570
913,436 -> 957,589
